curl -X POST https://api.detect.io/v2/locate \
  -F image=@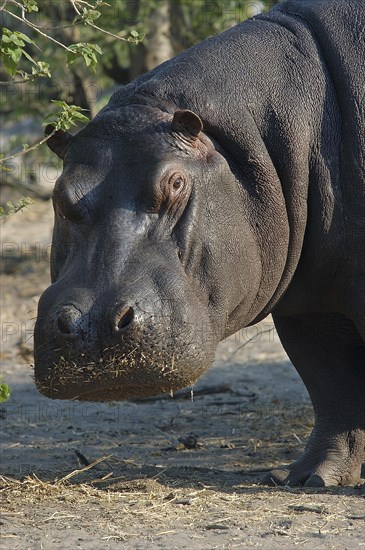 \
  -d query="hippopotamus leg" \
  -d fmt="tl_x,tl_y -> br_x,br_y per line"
262,313 -> 365,487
